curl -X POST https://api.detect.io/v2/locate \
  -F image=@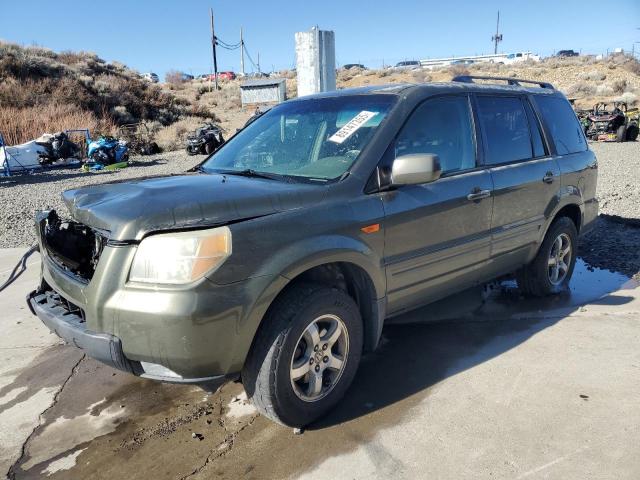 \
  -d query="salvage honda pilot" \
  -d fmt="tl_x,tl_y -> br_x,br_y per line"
29,76 -> 598,427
